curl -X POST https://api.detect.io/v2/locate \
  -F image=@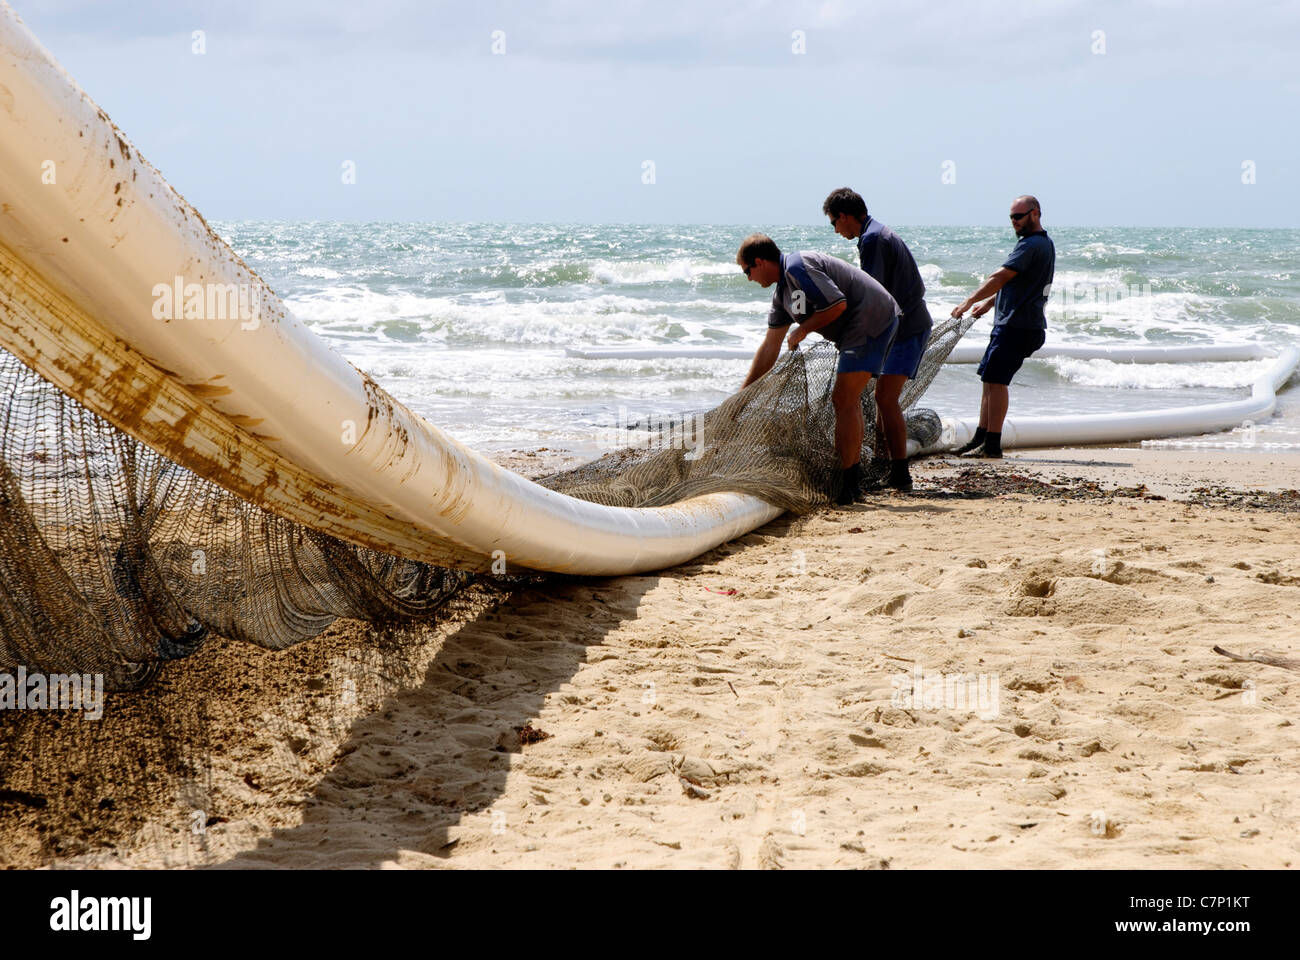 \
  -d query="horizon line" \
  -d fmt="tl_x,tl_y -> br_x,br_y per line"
206,219 -> 1300,231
